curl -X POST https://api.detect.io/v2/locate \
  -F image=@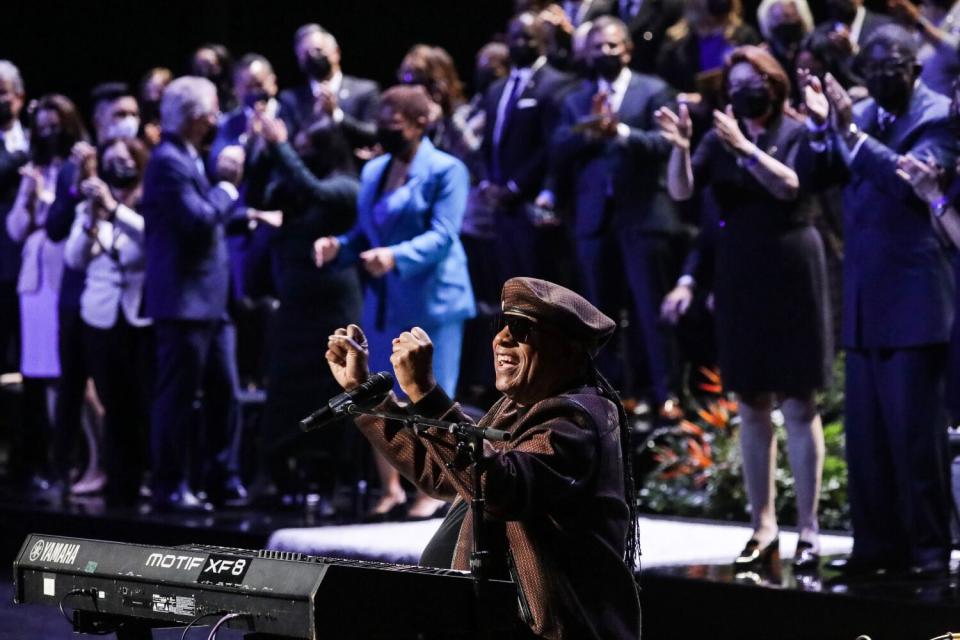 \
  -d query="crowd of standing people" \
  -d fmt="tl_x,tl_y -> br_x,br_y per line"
0,0 -> 958,583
